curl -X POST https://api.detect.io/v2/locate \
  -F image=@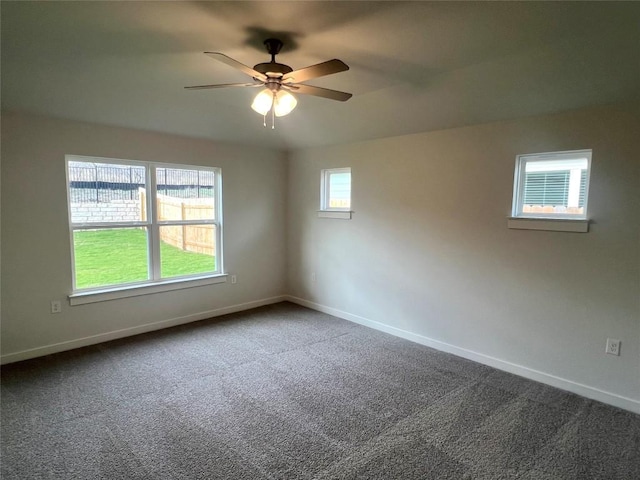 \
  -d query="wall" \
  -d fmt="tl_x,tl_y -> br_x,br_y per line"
71,199 -> 140,223
1,112 -> 287,360
287,105 -> 640,412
